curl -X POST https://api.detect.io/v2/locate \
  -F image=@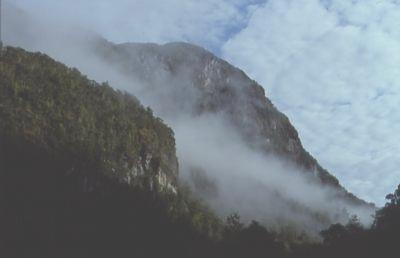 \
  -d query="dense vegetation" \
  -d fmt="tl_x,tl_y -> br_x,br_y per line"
0,47 -> 221,257
1,47 -> 399,258
289,185 -> 400,258
0,47 -> 177,186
